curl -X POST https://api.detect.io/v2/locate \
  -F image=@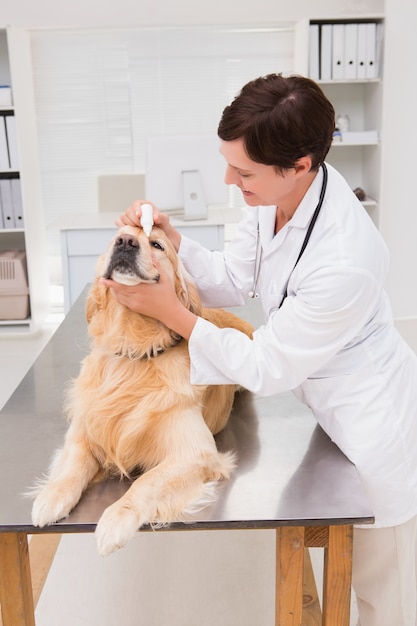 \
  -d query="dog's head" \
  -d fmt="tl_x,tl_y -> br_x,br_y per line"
85,224 -> 202,357
100,225 -> 162,287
